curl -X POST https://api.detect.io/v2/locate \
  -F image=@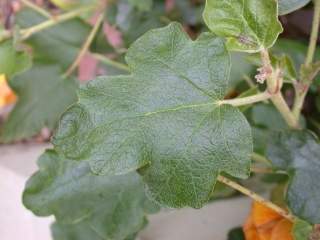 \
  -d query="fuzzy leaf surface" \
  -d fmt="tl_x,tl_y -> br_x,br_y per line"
203,0 -> 283,52
51,221 -> 138,240
23,150 -> 154,240
267,130 -> 320,224
53,23 -> 253,208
